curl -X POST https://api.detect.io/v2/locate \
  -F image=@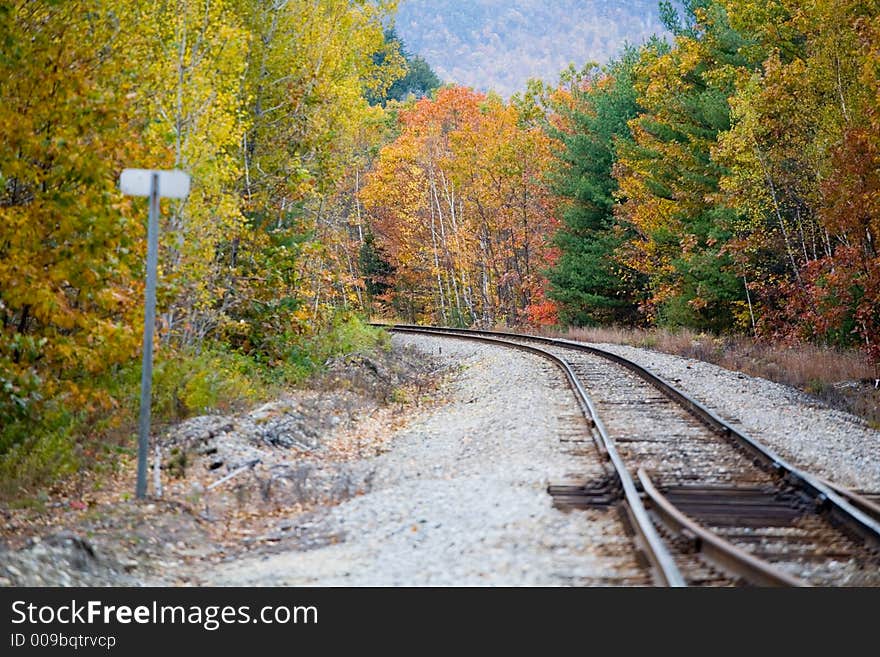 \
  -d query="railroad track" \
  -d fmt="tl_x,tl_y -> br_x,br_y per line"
384,324 -> 880,587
